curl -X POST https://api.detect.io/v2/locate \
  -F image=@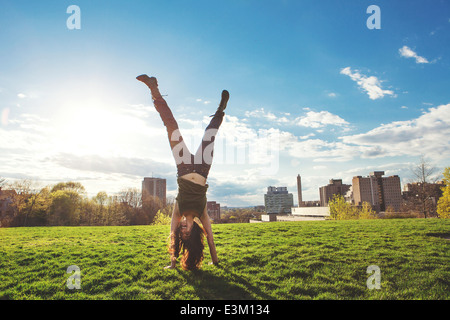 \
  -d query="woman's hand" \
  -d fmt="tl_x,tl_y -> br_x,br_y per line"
164,260 -> 177,269
208,260 -> 219,266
